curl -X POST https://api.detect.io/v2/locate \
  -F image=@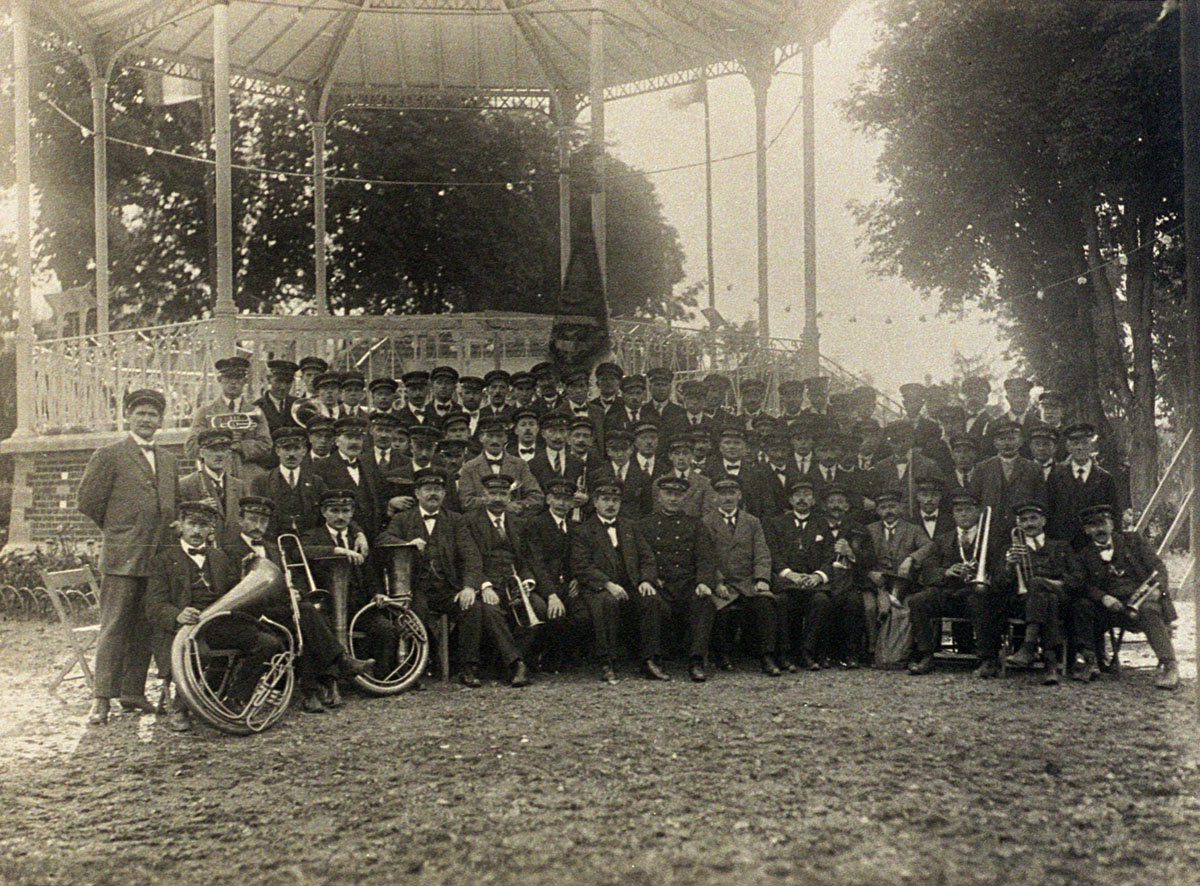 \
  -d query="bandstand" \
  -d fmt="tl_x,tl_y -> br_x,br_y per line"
3,0 -> 883,549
